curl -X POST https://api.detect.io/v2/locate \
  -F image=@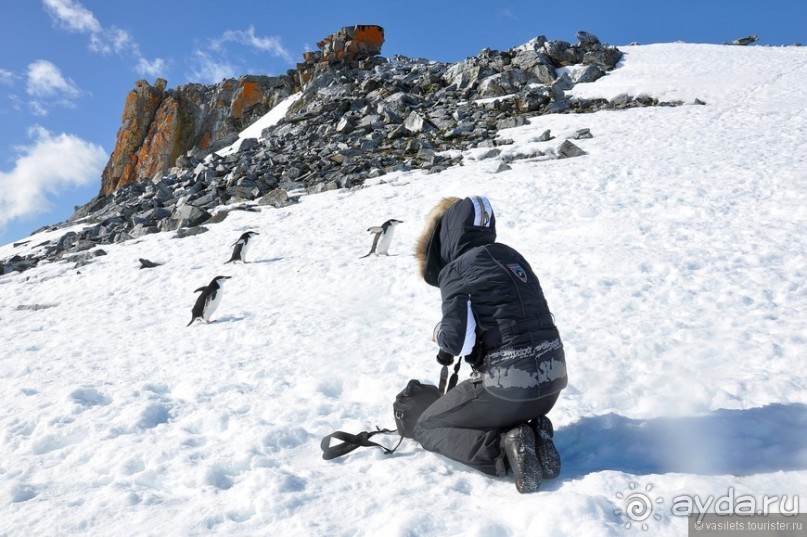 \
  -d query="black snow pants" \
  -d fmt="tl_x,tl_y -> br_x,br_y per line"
413,379 -> 559,476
